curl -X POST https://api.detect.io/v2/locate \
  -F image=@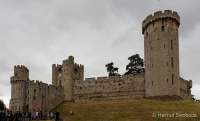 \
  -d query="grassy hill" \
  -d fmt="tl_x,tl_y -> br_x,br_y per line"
53,99 -> 200,121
